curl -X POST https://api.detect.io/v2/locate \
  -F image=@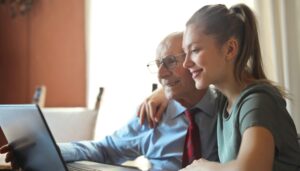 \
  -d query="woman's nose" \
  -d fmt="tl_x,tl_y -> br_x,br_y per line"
183,53 -> 193,69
